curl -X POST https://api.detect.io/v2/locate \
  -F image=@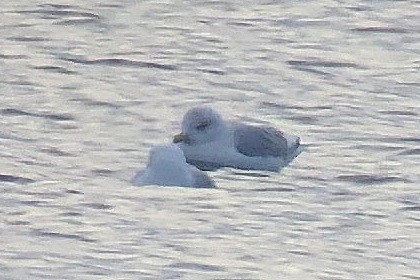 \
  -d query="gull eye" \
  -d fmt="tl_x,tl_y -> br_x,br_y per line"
196,122 -> 209,131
